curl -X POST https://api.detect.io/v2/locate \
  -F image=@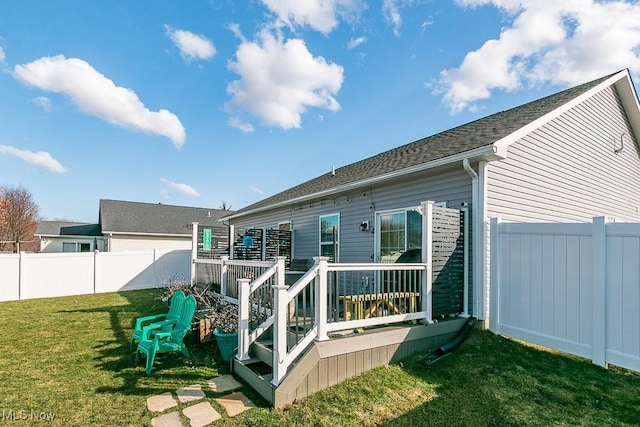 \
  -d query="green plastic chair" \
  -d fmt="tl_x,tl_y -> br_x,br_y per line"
130,290 -> 186,351
135,294 -> 197,374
